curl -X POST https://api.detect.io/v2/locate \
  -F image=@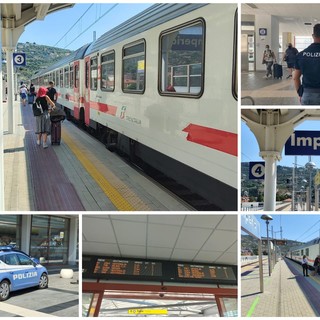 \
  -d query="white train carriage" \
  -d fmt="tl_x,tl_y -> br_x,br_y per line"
287,237 -> 320,267
32,3 -> 238,210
